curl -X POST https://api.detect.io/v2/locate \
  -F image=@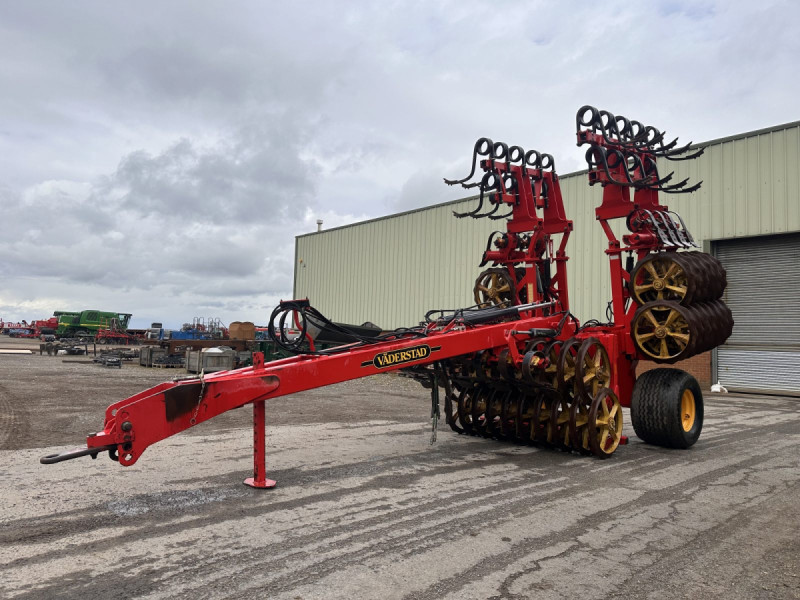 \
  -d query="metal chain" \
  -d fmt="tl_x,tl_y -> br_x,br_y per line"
189,369 -> 206,425
430,369 -> 440,444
